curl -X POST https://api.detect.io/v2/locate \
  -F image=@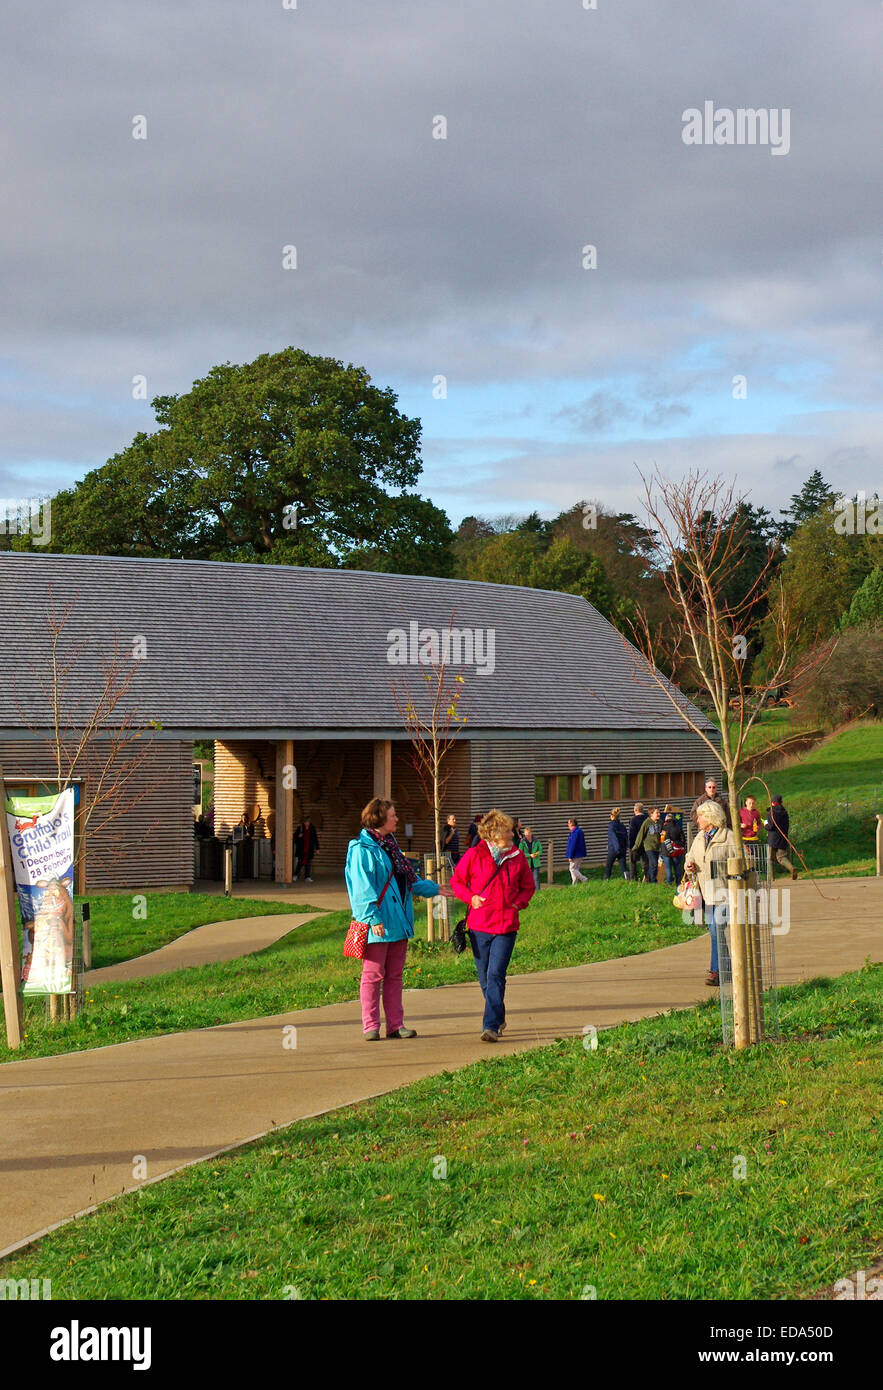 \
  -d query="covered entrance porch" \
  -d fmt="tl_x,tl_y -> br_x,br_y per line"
211,736 -> 471,884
